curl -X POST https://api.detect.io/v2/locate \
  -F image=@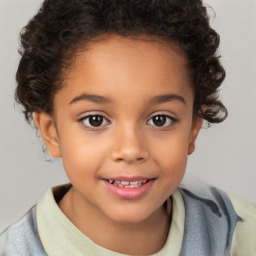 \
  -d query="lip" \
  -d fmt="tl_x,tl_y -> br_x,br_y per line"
103,178 -> 155,200
104,176 -> 153,182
